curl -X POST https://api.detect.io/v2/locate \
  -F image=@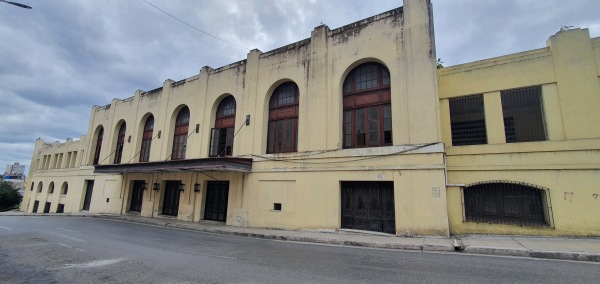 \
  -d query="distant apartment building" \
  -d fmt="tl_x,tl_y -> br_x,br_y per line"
21,0 -> 600,236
